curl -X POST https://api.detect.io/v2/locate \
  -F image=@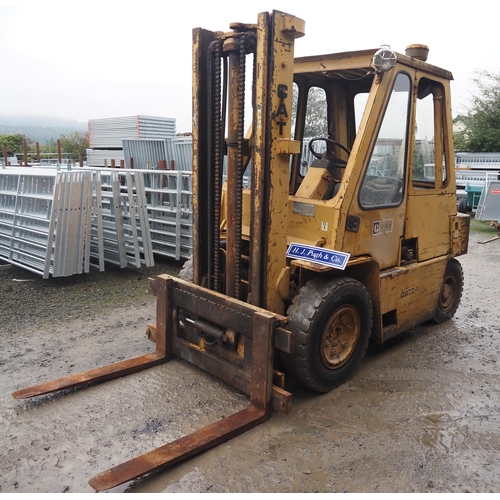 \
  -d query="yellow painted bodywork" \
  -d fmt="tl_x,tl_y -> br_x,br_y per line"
257,12 -> 303,315
378,257 -> 447,340
232,43 -> 468,343
200,11 -> 468,345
